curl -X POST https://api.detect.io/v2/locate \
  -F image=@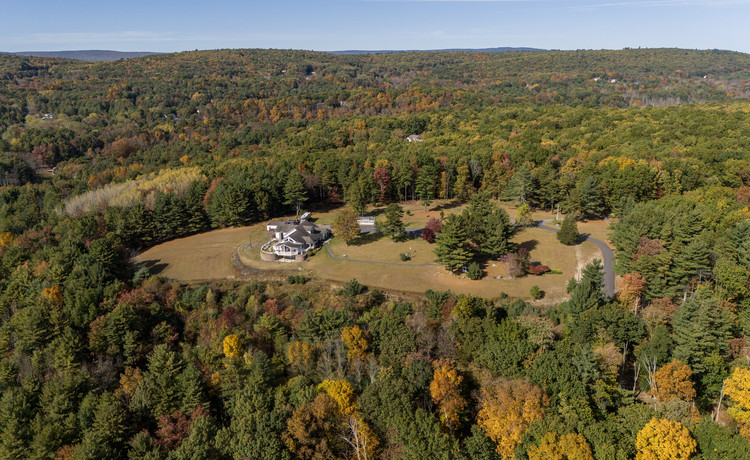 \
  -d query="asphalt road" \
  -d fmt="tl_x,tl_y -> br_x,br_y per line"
534,220 -> 616,298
